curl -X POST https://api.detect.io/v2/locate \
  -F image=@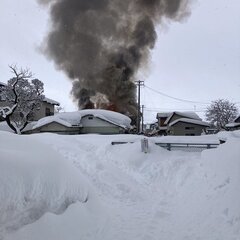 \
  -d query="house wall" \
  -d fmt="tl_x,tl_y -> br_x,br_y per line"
33,102 -> 55,121
80,115 -> 124,134
28,122 -> 80,134
168,122 -> 206,136
158,117 -> 168,127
